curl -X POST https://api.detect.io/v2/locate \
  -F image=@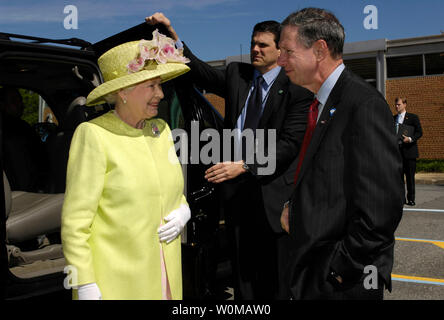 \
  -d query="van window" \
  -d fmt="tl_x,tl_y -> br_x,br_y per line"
157,81 -> 185,130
